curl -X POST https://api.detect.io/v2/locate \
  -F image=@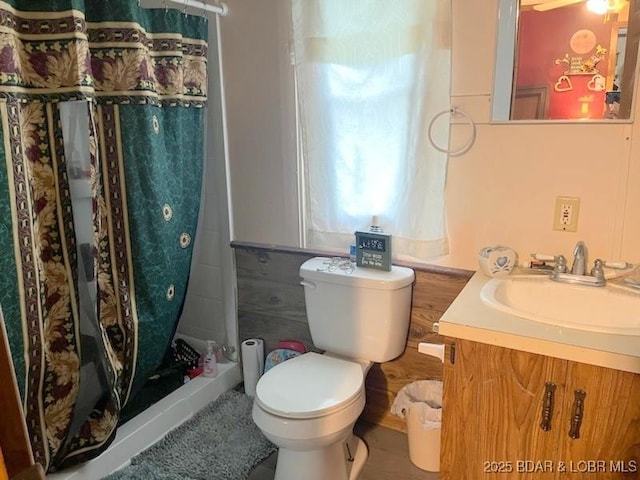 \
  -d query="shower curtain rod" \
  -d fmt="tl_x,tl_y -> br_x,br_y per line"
166,0 -> 228,16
